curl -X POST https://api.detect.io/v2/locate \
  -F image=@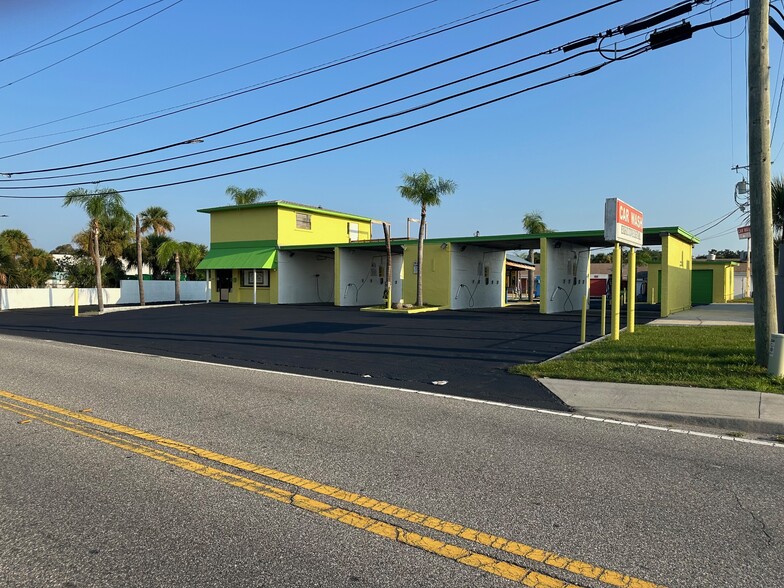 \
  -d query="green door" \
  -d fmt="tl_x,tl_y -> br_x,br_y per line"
691,270 -> 713,305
